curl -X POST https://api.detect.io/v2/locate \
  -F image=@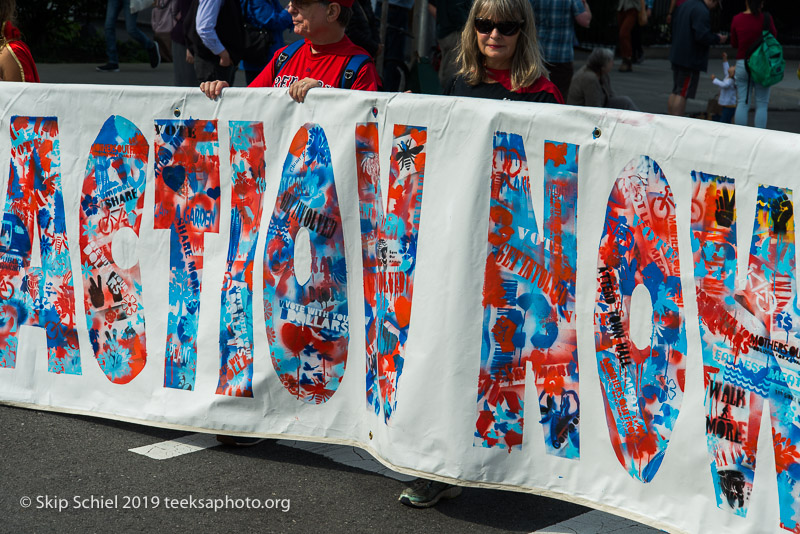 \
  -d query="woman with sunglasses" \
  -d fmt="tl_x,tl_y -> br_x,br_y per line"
446,0 -> 562,103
